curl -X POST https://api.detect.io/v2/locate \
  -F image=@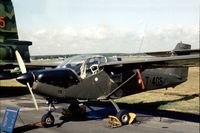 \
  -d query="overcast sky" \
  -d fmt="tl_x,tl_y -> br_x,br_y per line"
13,0 -> 199,55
